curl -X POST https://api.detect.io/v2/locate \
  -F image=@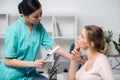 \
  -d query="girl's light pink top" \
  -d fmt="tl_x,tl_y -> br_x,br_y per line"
76,54 -> 115,80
